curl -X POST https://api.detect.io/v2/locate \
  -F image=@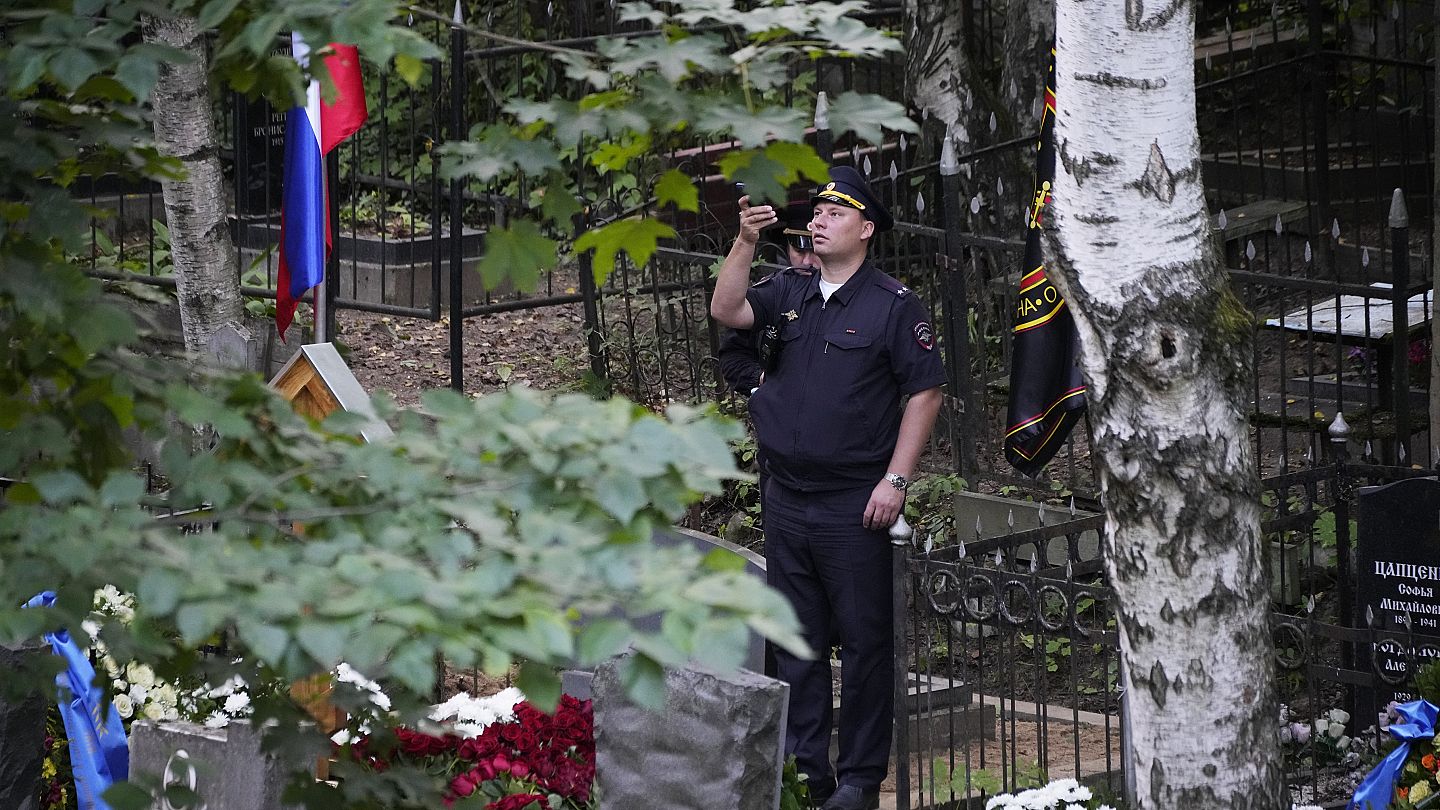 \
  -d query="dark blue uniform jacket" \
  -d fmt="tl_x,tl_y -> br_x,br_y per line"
745,261 -> 947,492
